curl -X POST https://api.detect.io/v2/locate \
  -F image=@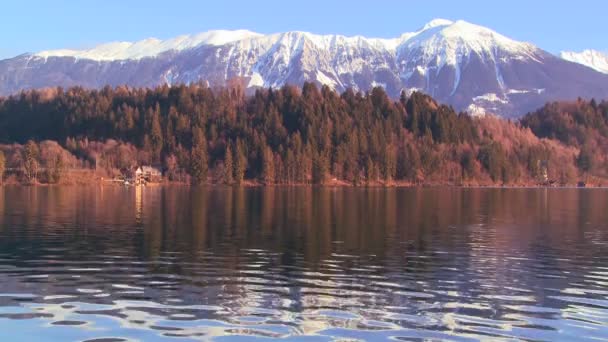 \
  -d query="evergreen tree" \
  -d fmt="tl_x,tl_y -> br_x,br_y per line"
190,127 -> 208,185
478,142 -> 507,183
382,146 -> 396,182
285,149 -> 296,184
234,140 -> 247,184
365,156 -> 375,183
460,149 -> 475,180
223,144 -> 234,184
150,110 -> 163,163
261,145 -> 275,184
576,144 -> 593,173
312,151 -> 328,185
